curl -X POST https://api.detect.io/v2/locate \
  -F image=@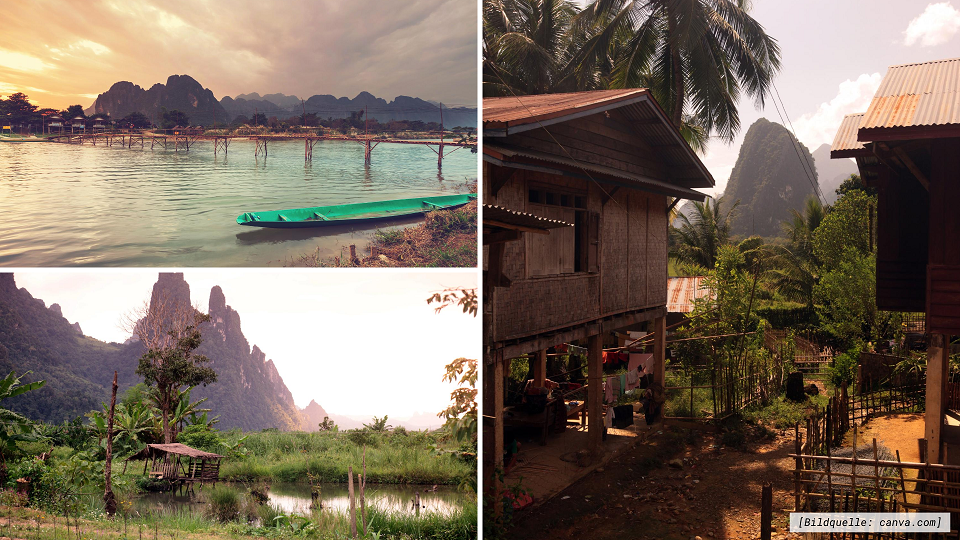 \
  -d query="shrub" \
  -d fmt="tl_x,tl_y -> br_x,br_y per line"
830,343 -> 862,388
208,485 -> 241,522
346,429 -> 380,448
